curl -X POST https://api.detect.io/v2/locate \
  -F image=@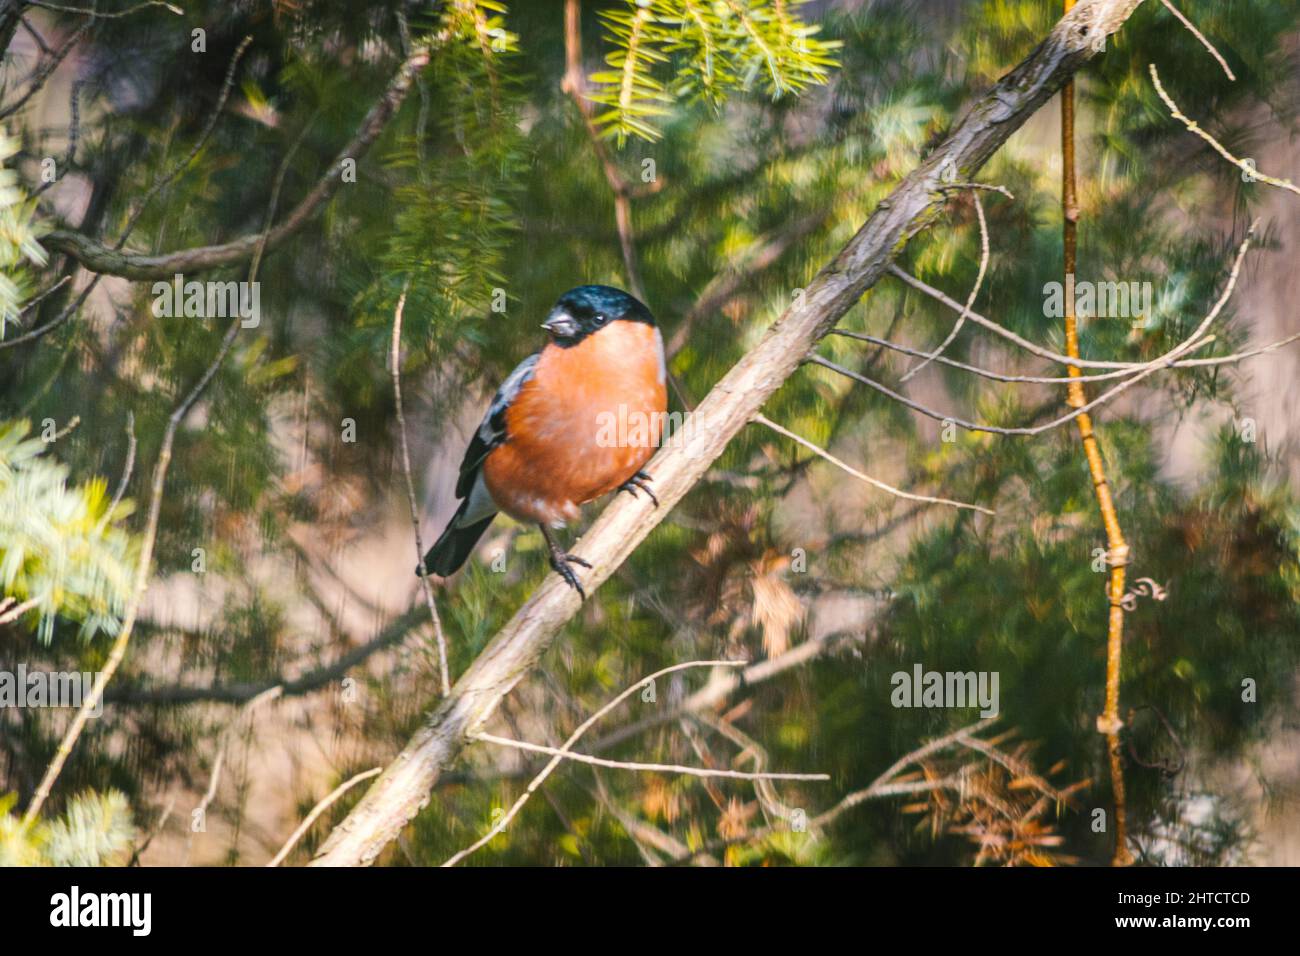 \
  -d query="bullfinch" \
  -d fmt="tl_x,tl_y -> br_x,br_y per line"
420,285 -> 668,598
